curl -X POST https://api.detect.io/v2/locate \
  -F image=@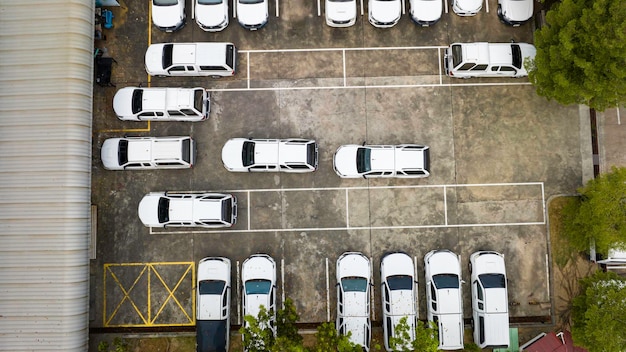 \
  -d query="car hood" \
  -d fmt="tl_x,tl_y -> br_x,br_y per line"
152,4 -> 184,28
138,194 -> 162,227
381,253 -> 413,277
333,145 -> 359,176
425,251 -> 460,276
221,138 -> 245,170
112,87 -> 135,118
196,3 -> 227,27
370,0 -> 401,23
242,256 -> 275,282
410,0 -> 442,22
338,253 -> 370,279
501,0 -> 532,22
101,139 -> 122,170
326,0 -> 357,22
456,0 -> 482,12
237,1 -> 268,26
517,43 -> 537,75
145,44 -> 166,75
